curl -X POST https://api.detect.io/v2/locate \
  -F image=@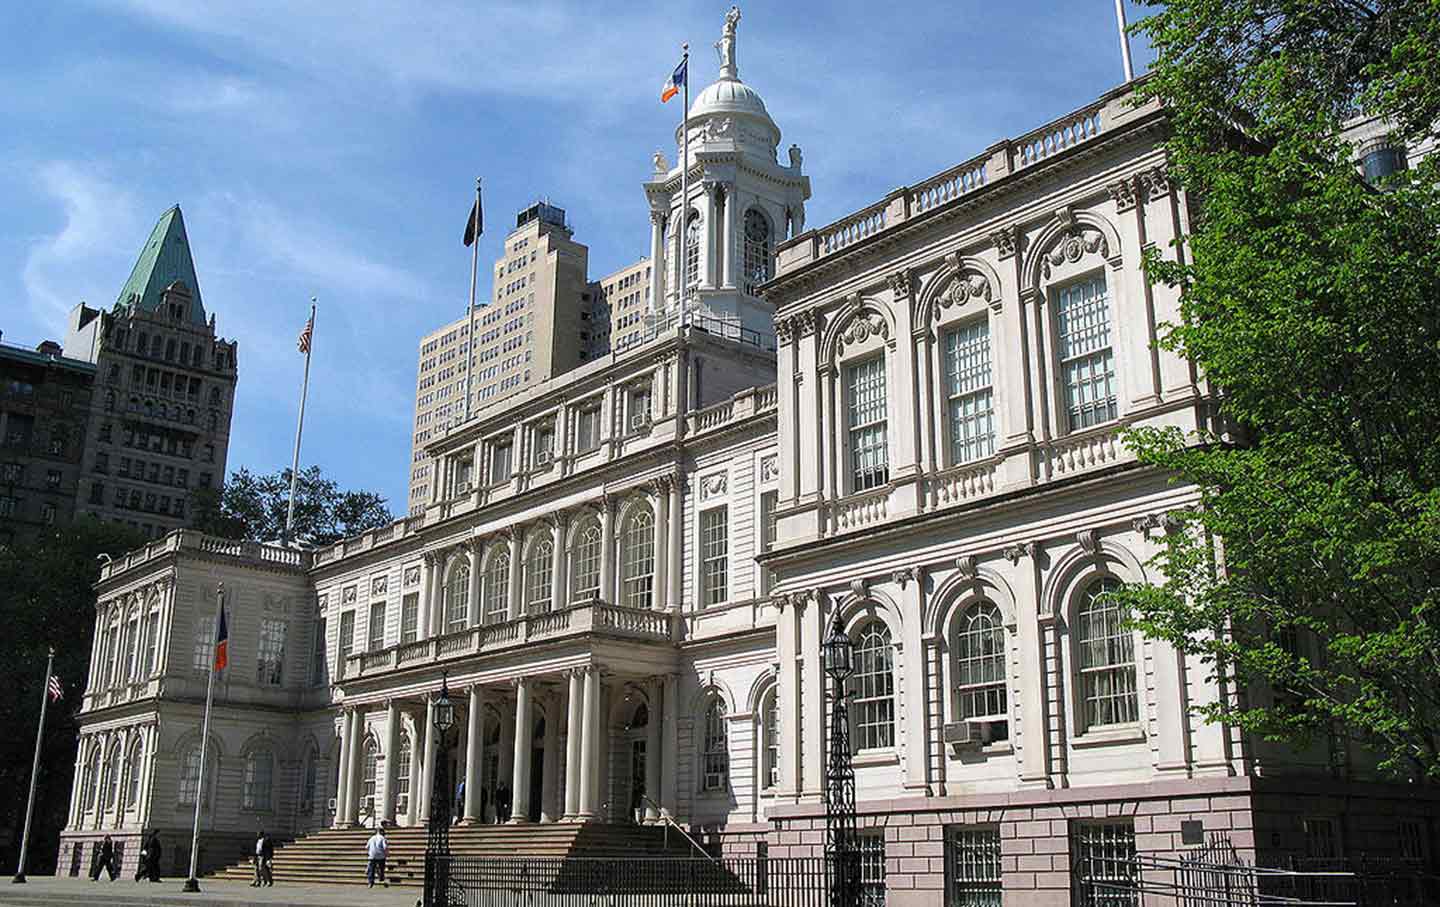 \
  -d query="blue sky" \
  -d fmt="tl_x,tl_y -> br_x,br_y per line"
0,1 -> 1155,515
